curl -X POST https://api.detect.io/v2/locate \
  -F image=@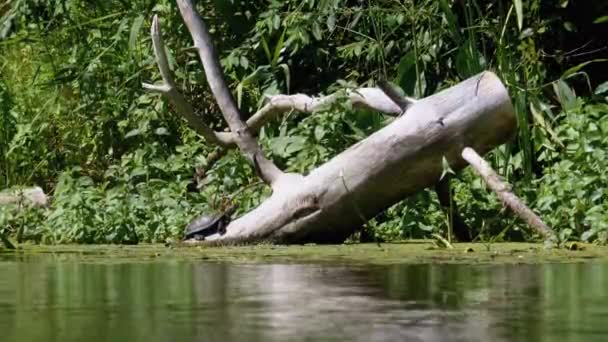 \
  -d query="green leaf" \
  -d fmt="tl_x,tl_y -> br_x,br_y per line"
395,51 -> 417,95
285,136 -> 307,155
164,45 -> 176,71
581,230 -> 595,242
312,21 -> 322,41
270,136 -> 307,156
348,10 -> 362,29
440,156 -> 455,180
261,36 -> 272,63
530,102 -> 563,148
595,81 -> 608,95
236,82 -> 244,109
272,27 -> 287,68
327,13 -> 336,32
561,59 -> 608,79
594,16 -> 608,24
241,56 -> 250,69
154,127 -> 169,136
513,0 -> 523,31
563,21 -> 575,32
314,126 -> 326,141
125,129 -> 142,138
553,80 -> 577,111
130,167 -> 147,178
278,63 -> 290,94
129,15 -> 144,53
